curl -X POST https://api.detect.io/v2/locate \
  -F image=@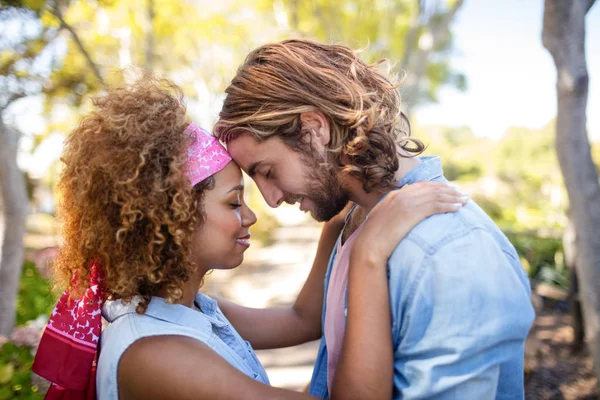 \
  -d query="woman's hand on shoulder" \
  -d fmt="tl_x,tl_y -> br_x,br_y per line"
352,181 -> 468,266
